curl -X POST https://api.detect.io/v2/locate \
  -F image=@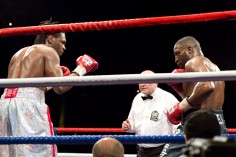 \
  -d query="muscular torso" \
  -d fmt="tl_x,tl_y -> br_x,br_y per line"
8,45 -> 61,91
183,56 -> 225,110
